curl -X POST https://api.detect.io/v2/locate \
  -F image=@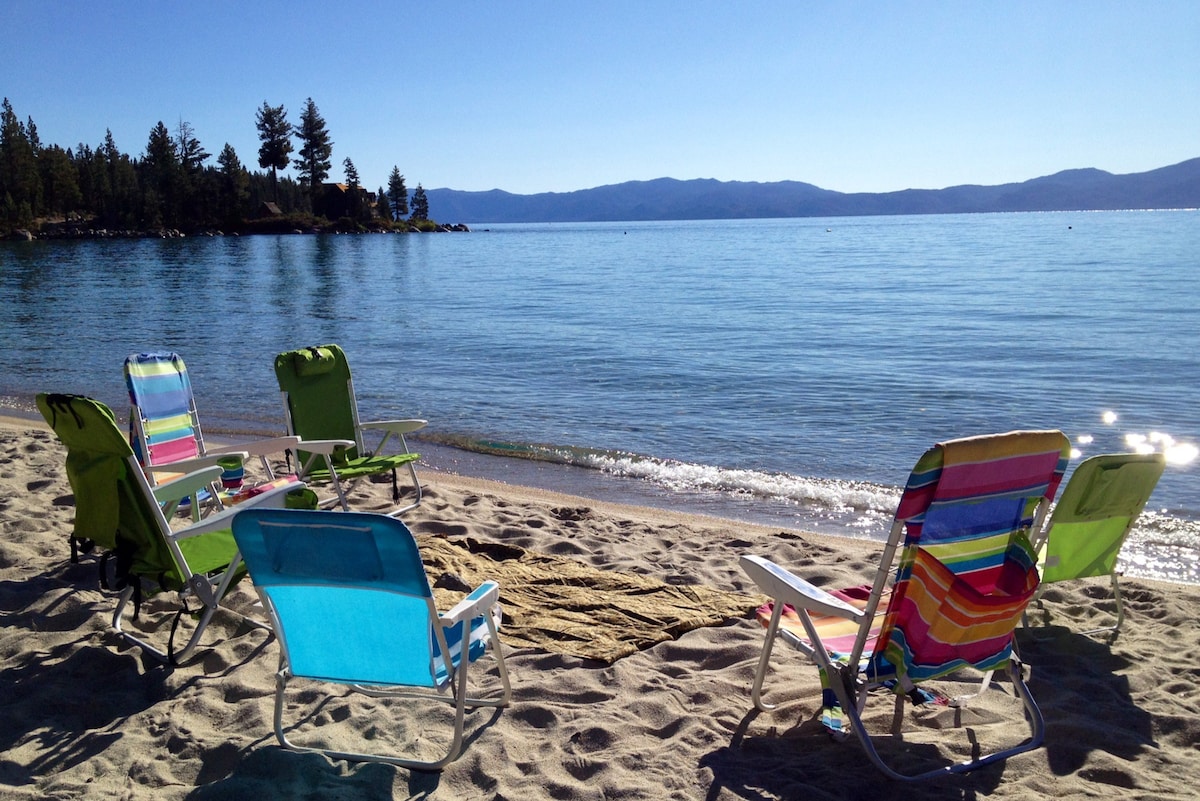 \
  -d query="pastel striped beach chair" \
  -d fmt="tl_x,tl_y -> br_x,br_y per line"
1028,452 -> 1165,636
231,508 -> 511,769
741,430 -> 1070,780
37,393 -> 307,665
125,351 -> 301,516
273,344 -> 426,516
